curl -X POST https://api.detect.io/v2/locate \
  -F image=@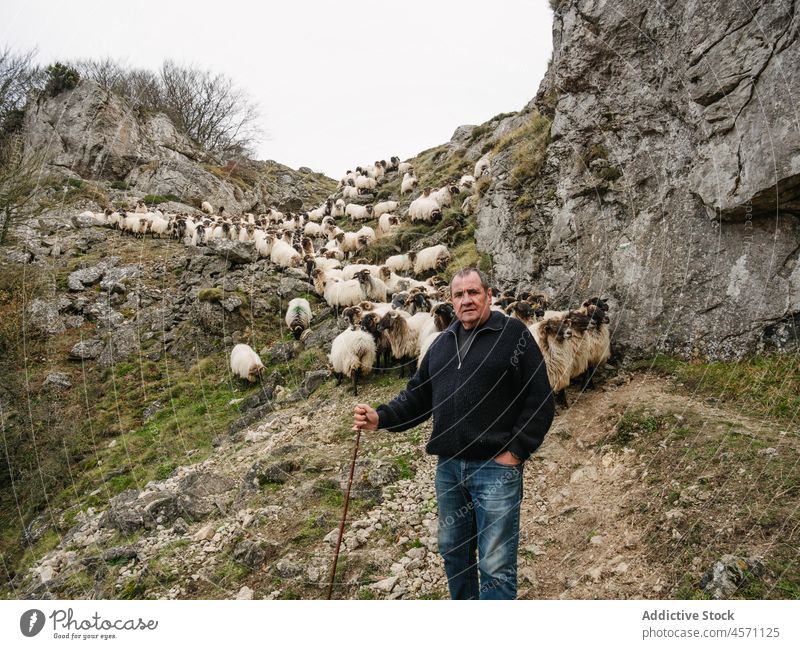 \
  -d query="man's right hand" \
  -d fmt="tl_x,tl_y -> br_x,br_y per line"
353,404 -> 379,432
